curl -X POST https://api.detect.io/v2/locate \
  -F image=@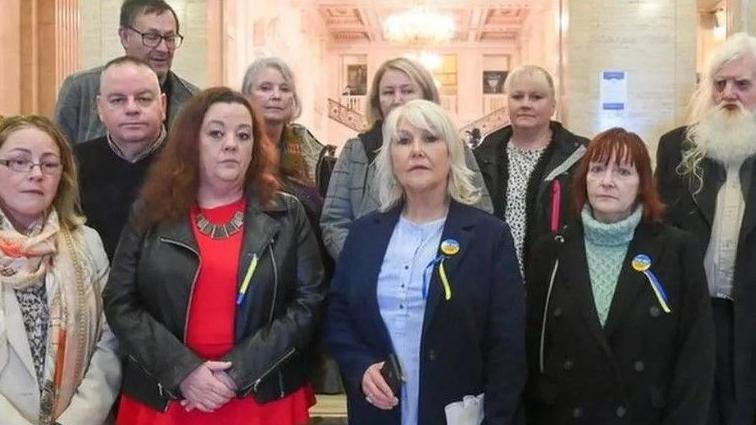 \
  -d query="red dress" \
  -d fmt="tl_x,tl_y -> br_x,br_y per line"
117,198 -> 312,425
